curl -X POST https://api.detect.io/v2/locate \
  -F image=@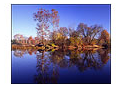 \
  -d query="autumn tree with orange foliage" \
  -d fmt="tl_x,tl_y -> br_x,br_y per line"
77,23 -> 103,45
33,8 -> 51,45
28,36 -> 33,45
33,8 -> 60,45
99,30 -> 110,47
69,27 -> 83,47
51,9 -> 59,30
56,27 -> 68,48
50,9 -> 59,44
